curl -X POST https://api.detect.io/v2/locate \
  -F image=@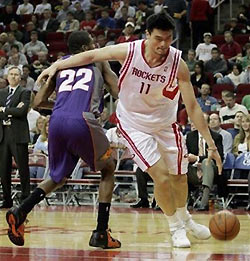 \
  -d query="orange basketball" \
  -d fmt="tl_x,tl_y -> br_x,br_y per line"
209,210 -> 240,240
